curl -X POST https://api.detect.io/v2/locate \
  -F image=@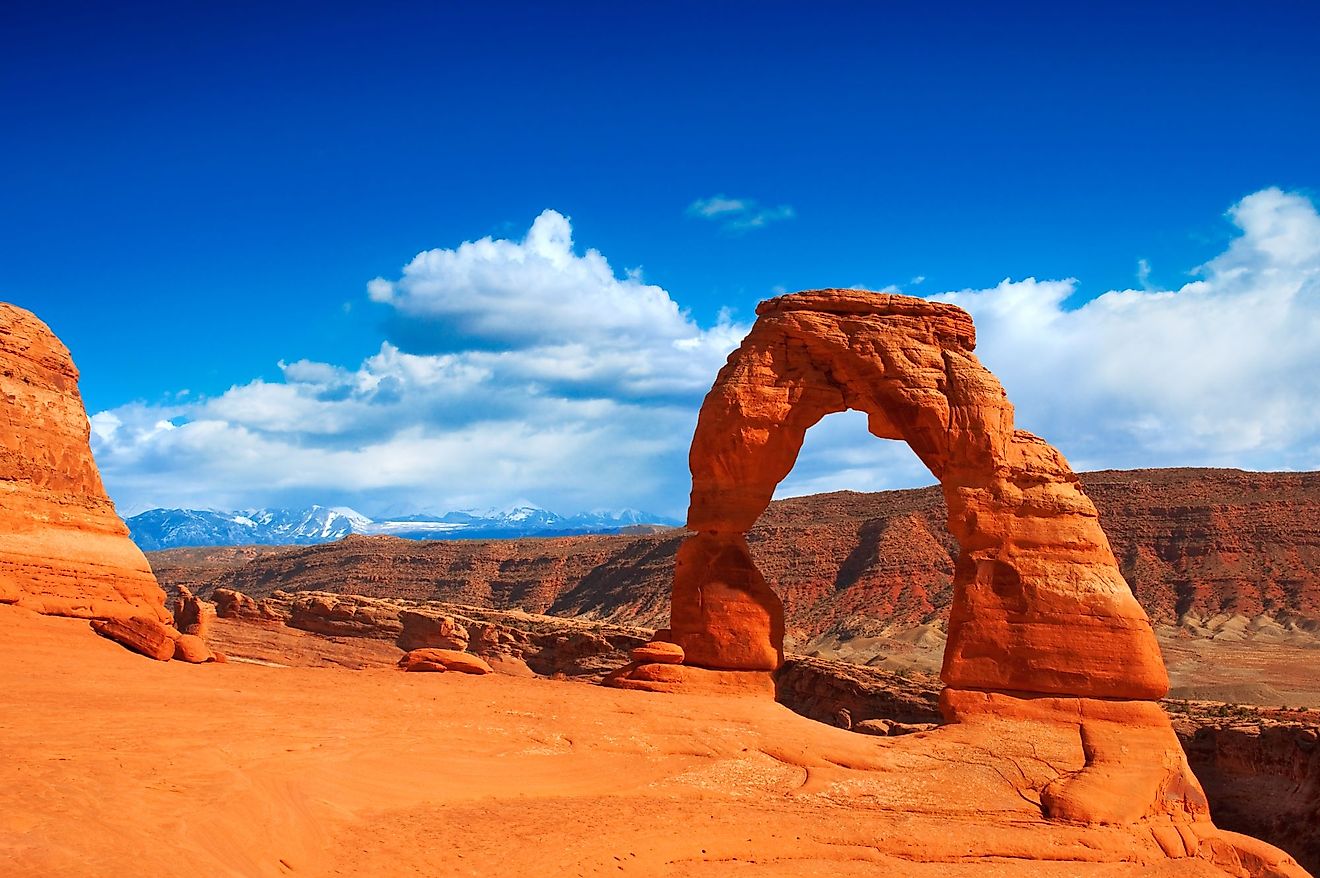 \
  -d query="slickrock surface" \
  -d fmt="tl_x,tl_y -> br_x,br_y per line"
0,303 -> 169,622
1,605 -> 1307,878
173,595 -> 1320,874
